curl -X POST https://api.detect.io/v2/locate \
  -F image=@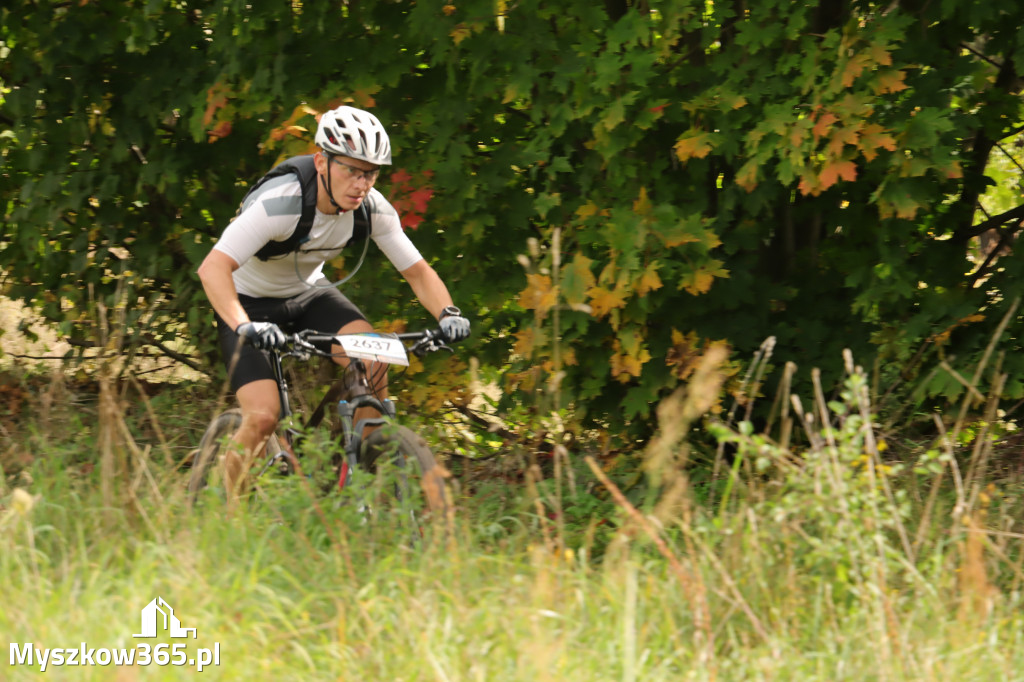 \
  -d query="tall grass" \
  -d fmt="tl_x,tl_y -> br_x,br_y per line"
2,312 -> 1024,679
